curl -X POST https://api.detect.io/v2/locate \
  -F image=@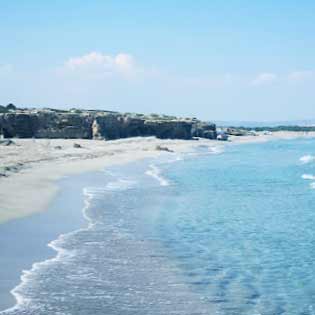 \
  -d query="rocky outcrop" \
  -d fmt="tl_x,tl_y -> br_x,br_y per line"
34,112 -> 93,139
191,121 -> 217,139
0,103 -> 17,113
0,107 -> 217,141
92,114 -> 147,140
0,113 -> 37,138
225,128 -> 248,136
91,114 -> 193,140
0,112 -> 93,139
143,120 -> 192,140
